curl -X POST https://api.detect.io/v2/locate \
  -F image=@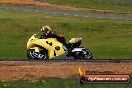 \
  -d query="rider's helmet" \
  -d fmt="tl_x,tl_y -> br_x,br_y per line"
41,26 -> 51,35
